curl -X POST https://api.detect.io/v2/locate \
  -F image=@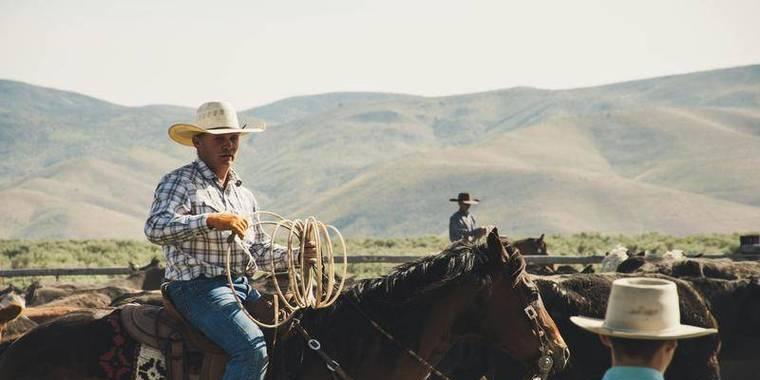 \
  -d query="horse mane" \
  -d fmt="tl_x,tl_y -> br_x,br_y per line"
348,239 -> 526,307
289,237 -> 527,367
